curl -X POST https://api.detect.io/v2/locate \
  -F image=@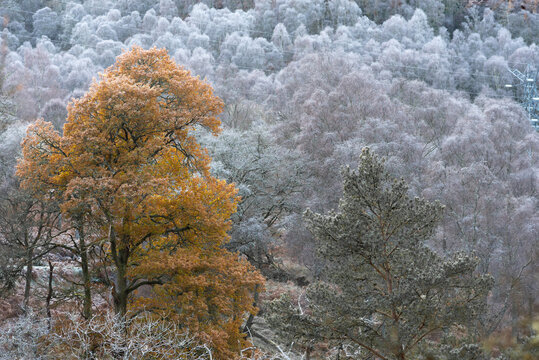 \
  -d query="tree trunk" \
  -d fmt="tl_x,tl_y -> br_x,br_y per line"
528,295 -> 534,334
336,343 -> 342,360
511,299 -> 519,337
243,284 -> 260,334
114,260 -> 128,317
78,225 -> 92,320
111,229 -> 129,318
46,260 -> 54,329
110,228 -> 129,359
23,247 -> 34,311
